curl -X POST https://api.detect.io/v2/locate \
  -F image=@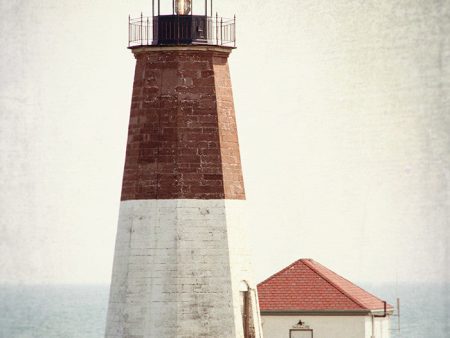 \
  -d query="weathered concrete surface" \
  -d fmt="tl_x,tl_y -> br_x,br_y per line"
105,199 -> 263,338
